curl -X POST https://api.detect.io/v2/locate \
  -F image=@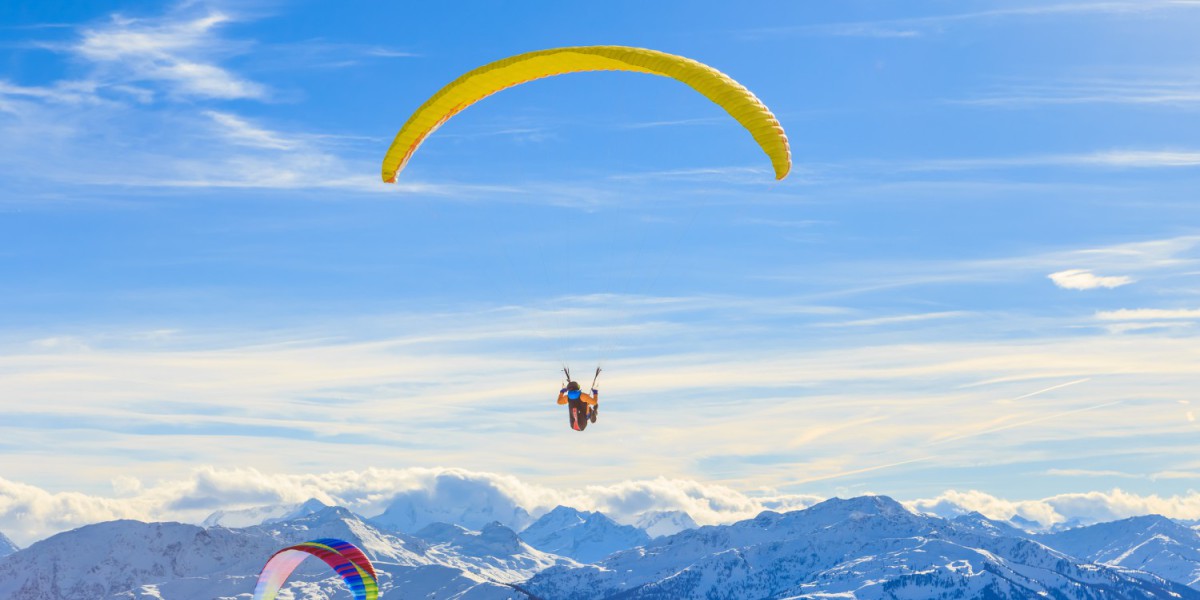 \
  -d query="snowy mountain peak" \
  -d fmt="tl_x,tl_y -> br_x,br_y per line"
1009,513 -> 1043,531
480,521 -> 521,544
749,509 -> 783,526
414,521 -> 468,541
1044,514 -> 1199,548
0,531 -> 17,558
202,504 -> 289,529
301,504 -> 353,520
952,511 -> 1029,538
416,521 -> 526,557
269,504 -> 362,530
261,497 -> 330,525
1120,514 -> 1187,532
811,494 -> 910,517
366,473 -> 534,534
634,510 -> 698,538
521,506 -> 650,564
1038,513 -> 1200,592
201,497 -> 334,529
531,505 -> 588,529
